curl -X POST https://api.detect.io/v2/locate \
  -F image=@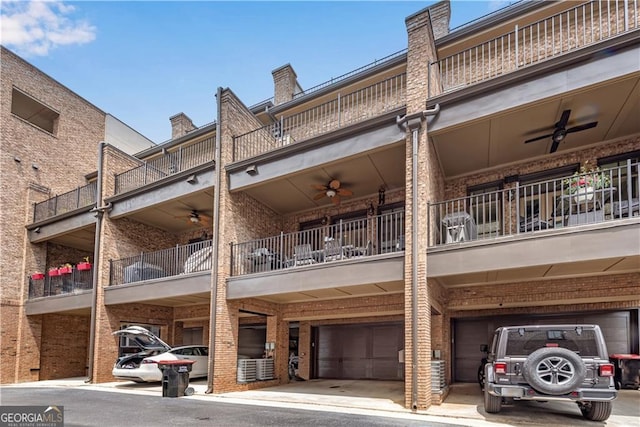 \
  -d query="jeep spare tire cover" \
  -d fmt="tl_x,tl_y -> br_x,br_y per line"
522,347 -> 586,395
